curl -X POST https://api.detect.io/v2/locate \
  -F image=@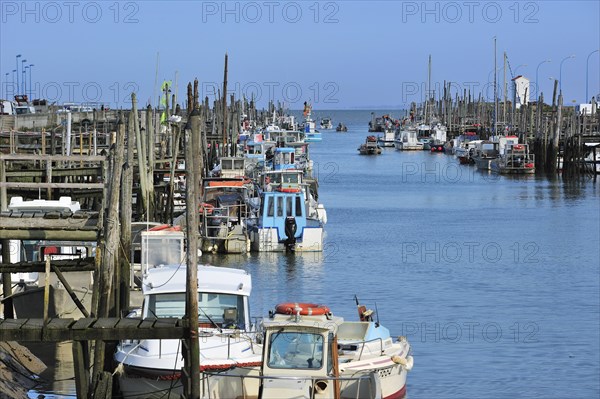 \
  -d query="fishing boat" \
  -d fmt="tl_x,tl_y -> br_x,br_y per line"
394,129 -> 423,151
320,117 -> 333,130
246,186 -> 324,252
202,298 -> 414,399
301,102 -> 322,143
336,123 -> 348,132
196,177 -> 255,254
472,141 -> 500,170
456,140 -> 482,165
114,229 -> 261,398
358,136 -> 382,155
490,142 -> 535,174
377,127 -> 396,148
